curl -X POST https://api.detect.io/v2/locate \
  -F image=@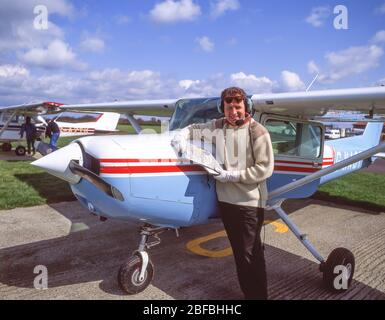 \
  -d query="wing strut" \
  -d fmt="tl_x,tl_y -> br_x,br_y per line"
126,114 -> 142,134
